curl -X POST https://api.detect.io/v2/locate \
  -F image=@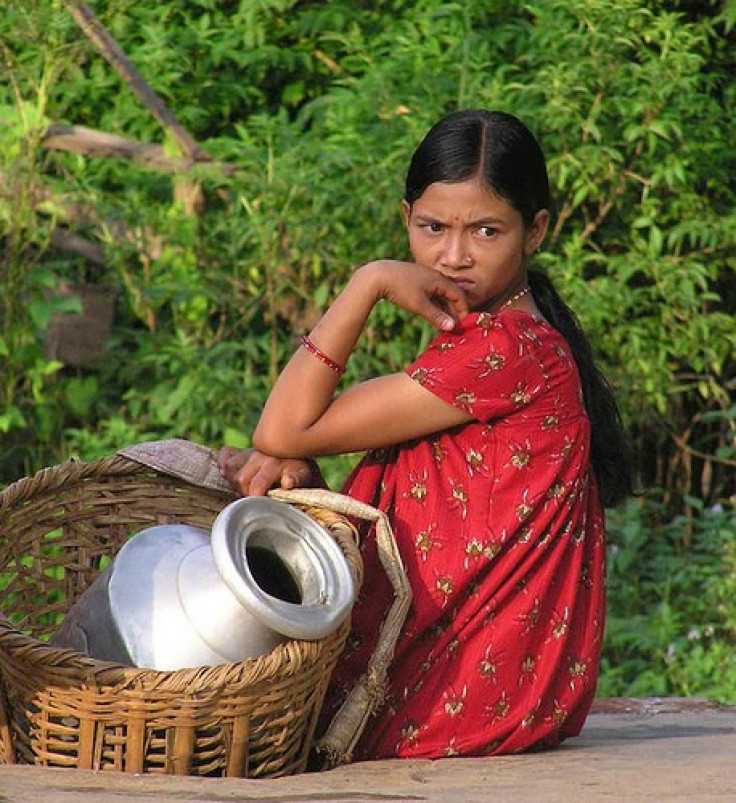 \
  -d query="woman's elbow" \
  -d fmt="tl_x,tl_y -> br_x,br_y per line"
252,422 -> 307,459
